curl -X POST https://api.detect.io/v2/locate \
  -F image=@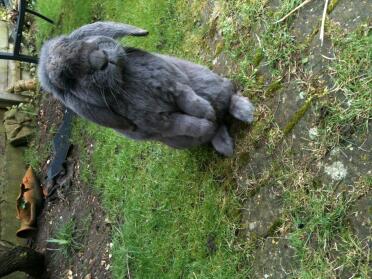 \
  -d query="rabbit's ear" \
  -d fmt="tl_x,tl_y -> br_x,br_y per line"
69,21 -> 148,40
